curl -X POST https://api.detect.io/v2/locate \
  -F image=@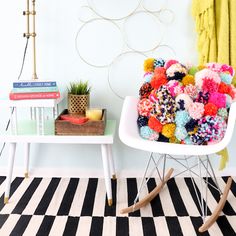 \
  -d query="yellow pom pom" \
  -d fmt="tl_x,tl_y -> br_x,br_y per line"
198,65 -> 206,70
182,75 -> 195,86
144,58 -> 155,72
162,123 -> 176,138
169,136 -> 180,143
